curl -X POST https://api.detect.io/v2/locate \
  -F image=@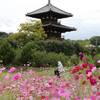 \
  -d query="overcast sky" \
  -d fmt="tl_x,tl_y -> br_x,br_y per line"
0,0 -> 100,40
